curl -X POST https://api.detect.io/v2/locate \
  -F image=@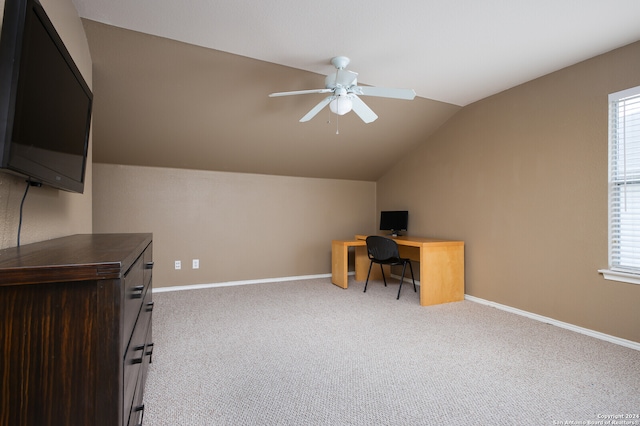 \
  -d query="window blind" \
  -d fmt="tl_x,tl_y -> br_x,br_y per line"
609,86 -> 640,273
